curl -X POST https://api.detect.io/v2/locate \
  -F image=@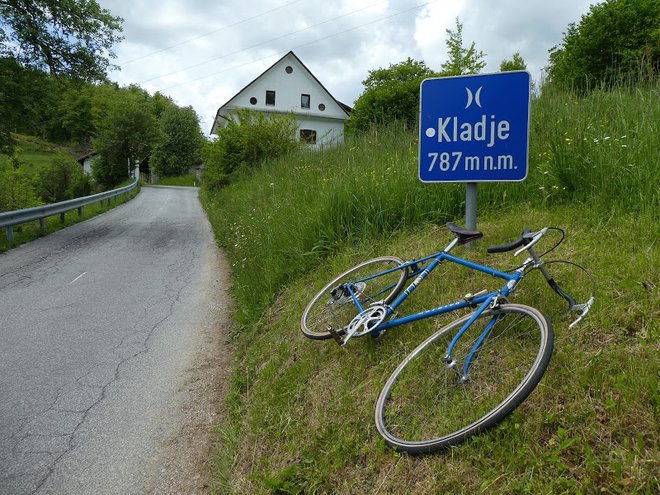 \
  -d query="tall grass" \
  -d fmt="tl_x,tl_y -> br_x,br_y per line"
201,82 -> 658,325
201,82 -> 658,494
